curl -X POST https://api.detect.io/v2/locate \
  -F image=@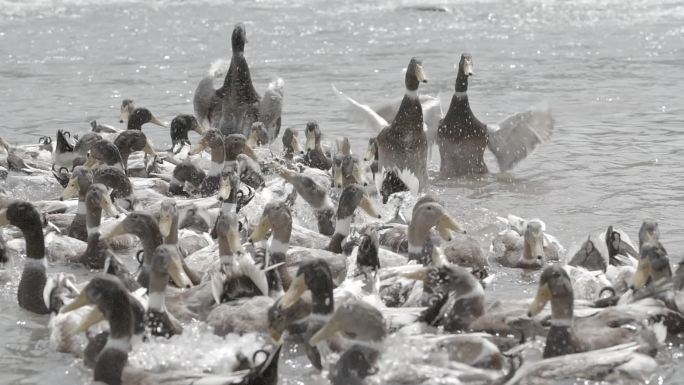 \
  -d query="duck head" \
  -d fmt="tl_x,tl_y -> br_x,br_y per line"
357,229 -> 380,272
638,221 -> 659,251
364,137 -> 378,162
528,265 -> 573,323
218,164 -> 240,203
119,99 -> 135,124
310,300 -> 386,345
407,198 -> 464,258
405,57 -> 428,94
85,184 -> 119,223
232,23 -> 247,54
114,130 -> 157,160
521,221 -> 546,269
85,139 -> 124,170
247,122 -> 269,148
150,244 -> 191,292
282,127 -> 304,156
456,53 -> 473,92
62,166 -> 93,200
126,107 -> 165,130
215,205 -> 244,257
170,114 -> 204,144
280,258 -> 334,315
305,121 -> 321,151
249,201 -> 292,245
633,241 -> 670,290
224,133 -> 257,161
338,184 -> 381,220
158,199 -> 177,240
